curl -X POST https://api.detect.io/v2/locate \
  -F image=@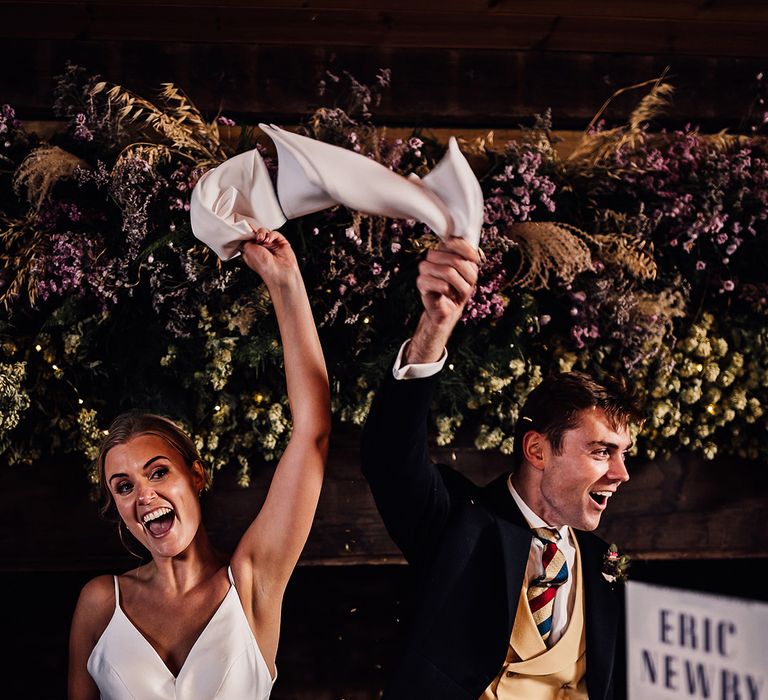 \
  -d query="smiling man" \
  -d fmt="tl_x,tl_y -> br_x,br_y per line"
361,237 -> 643,700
